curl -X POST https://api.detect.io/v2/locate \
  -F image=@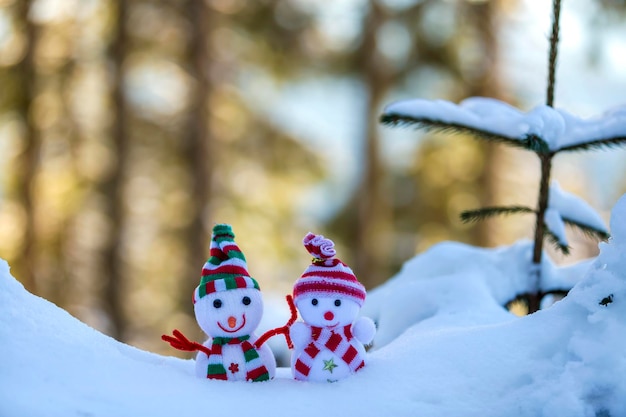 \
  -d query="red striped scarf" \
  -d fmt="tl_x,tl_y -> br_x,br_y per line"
293,325 -> 365,381
207,336 -> 270,382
